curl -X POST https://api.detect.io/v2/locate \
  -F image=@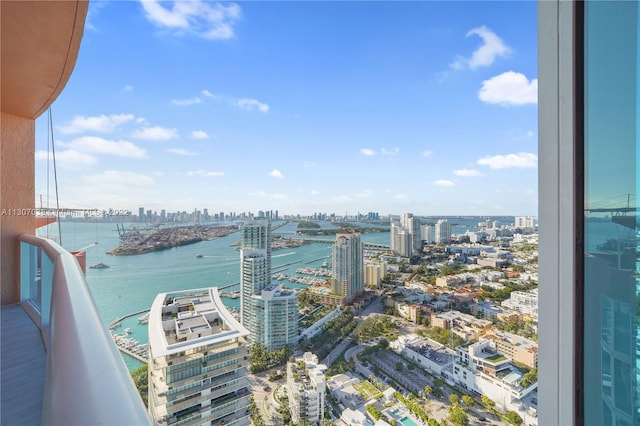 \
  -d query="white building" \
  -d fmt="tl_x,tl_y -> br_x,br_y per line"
240,219 -> 297,350
401,213 -> 422,253
332,231 -> 364,303
502,288 -> 539,316
148,288 -> 251,426
287,352 -> 327,424
421,224 -> 435,244
392,334 -> 456,376
435,219 -> 451,244
514,216 -> 536,229
390,223 -> 412,257
451,340 -> 537,423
